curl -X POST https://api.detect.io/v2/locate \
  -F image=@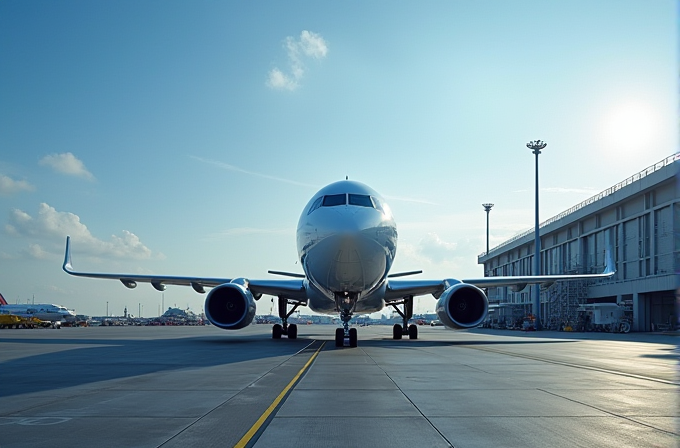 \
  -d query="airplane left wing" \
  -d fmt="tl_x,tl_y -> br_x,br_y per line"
385,247 -> 616,301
